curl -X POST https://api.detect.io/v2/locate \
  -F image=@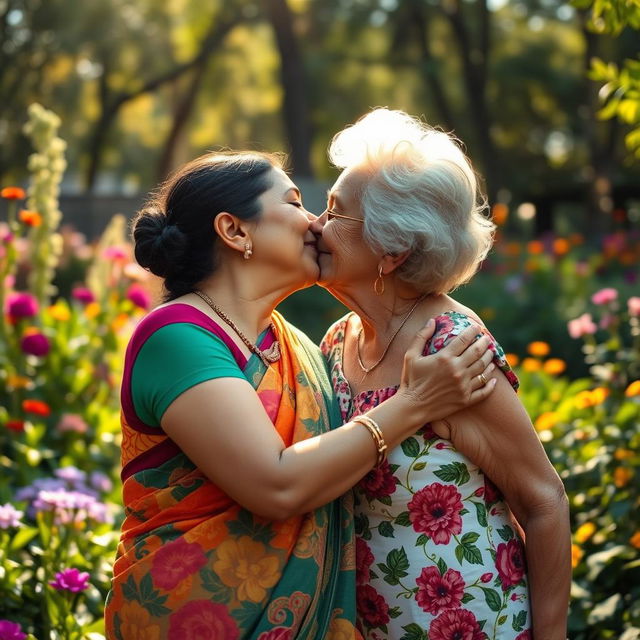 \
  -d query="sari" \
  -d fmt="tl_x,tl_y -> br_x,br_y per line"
104,304 -> 361,639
